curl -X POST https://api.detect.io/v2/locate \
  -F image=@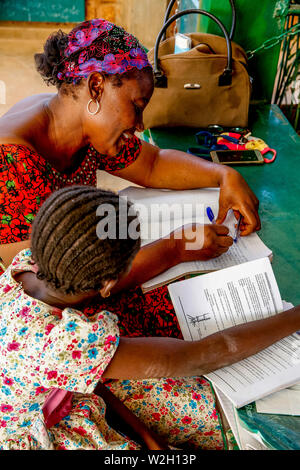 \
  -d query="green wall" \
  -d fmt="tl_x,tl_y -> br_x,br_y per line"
0,0 -> 85,23
178,0 -> 289,101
